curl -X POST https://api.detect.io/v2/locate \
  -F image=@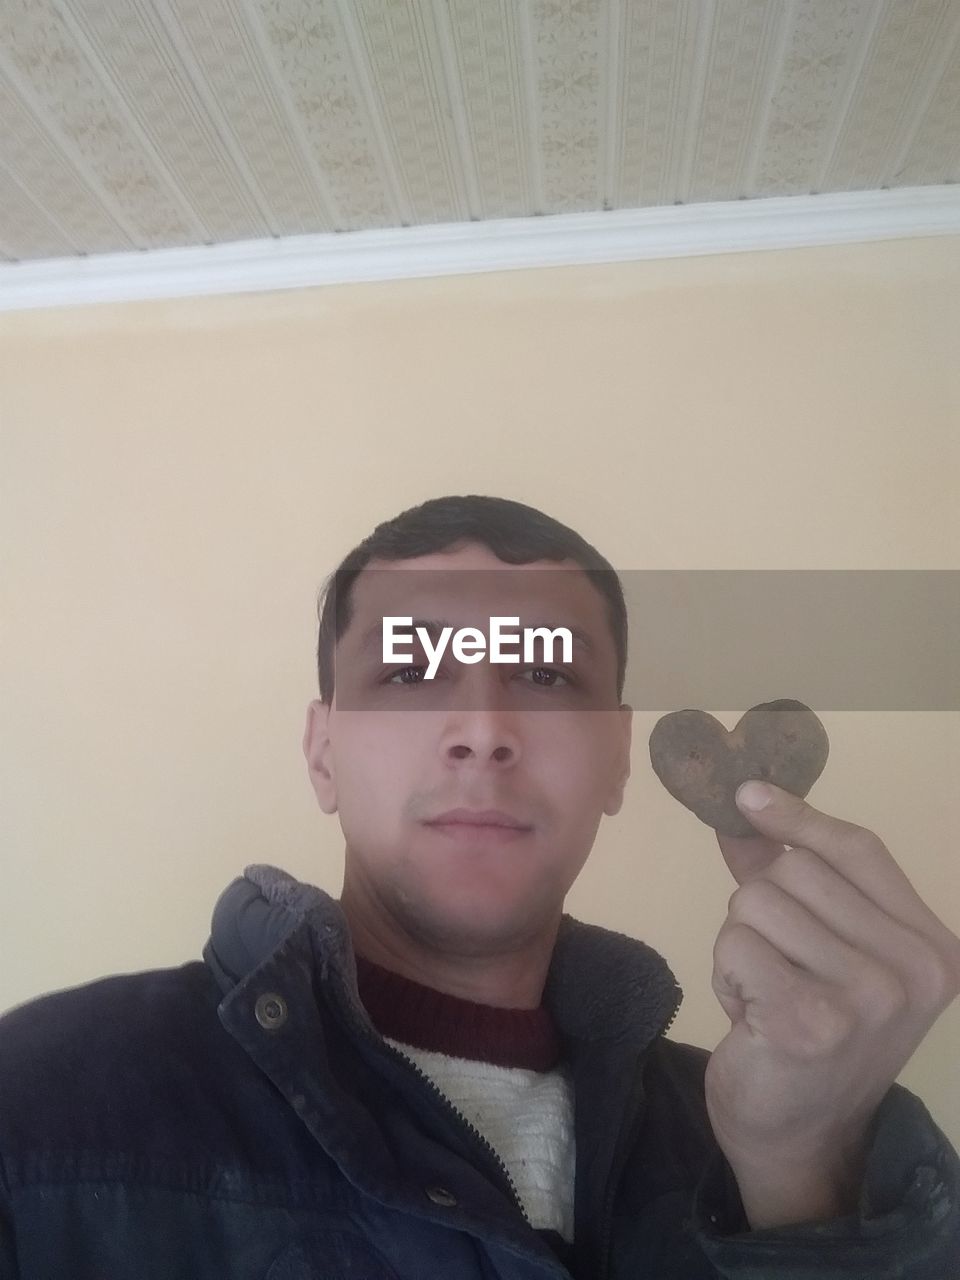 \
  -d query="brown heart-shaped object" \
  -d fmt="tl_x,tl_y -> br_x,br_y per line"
648,698 -> 829,837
